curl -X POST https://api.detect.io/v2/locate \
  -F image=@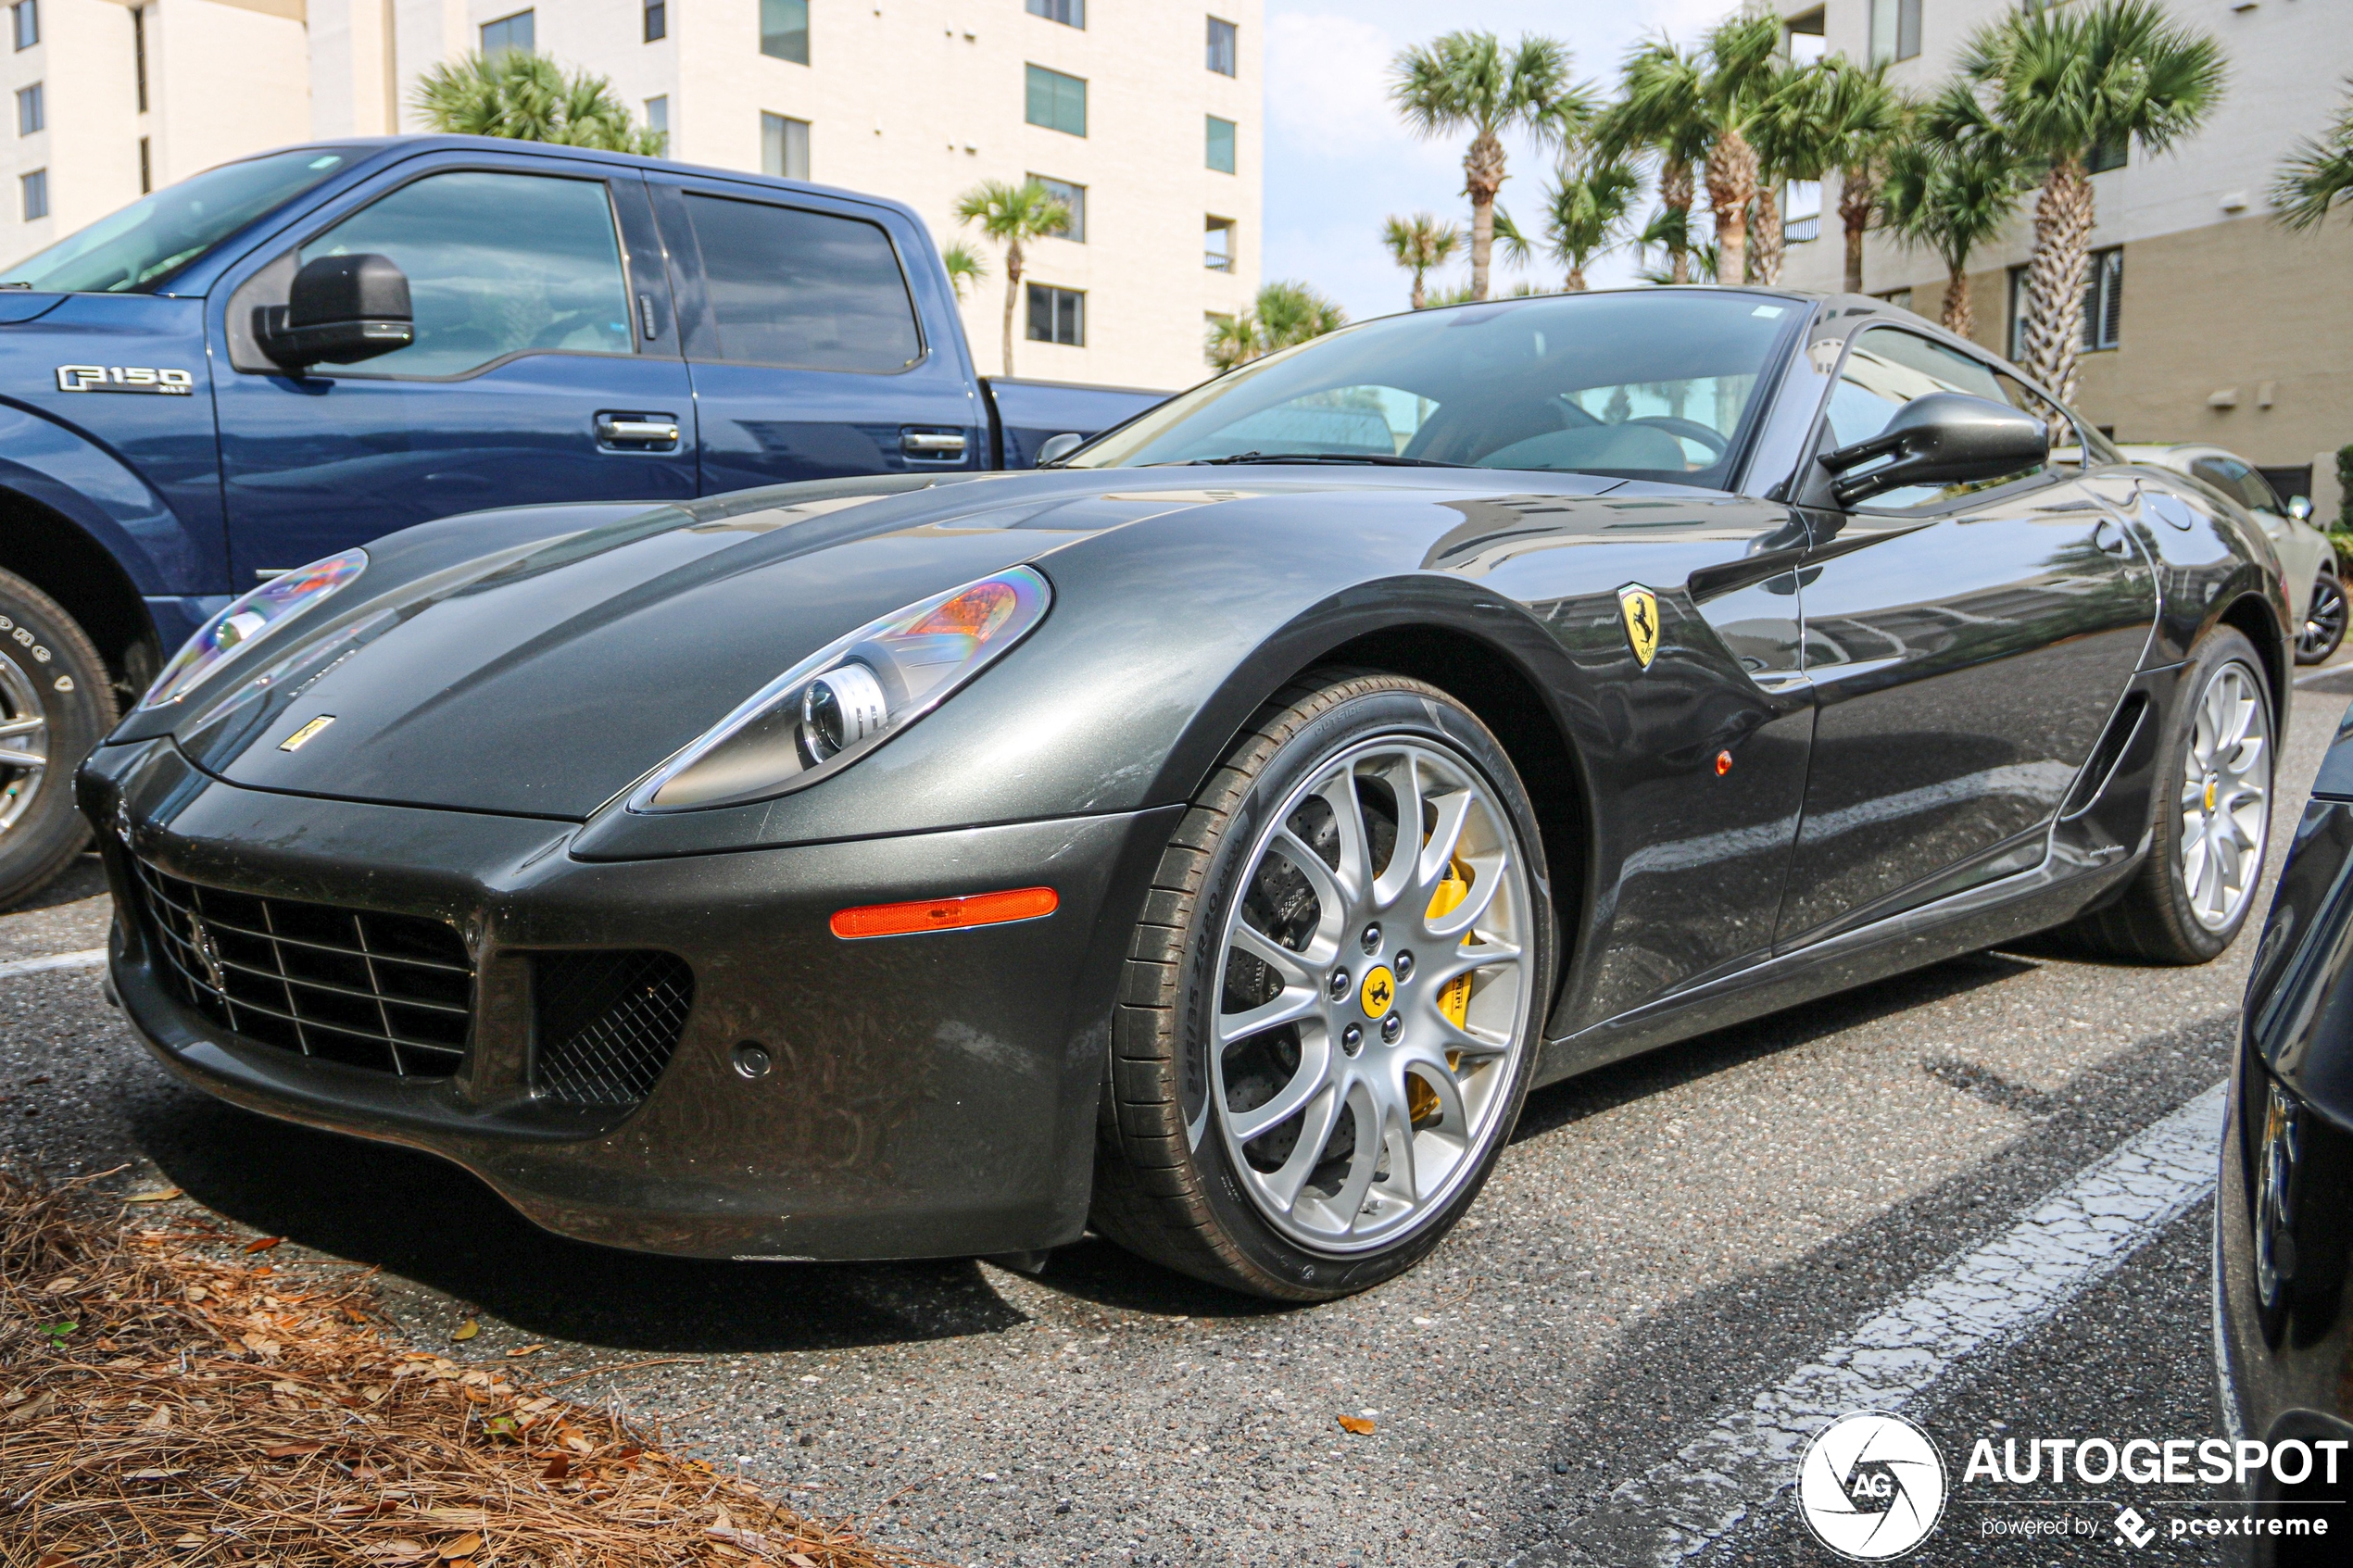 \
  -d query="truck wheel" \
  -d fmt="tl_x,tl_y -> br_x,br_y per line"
0,569 -> 116,908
